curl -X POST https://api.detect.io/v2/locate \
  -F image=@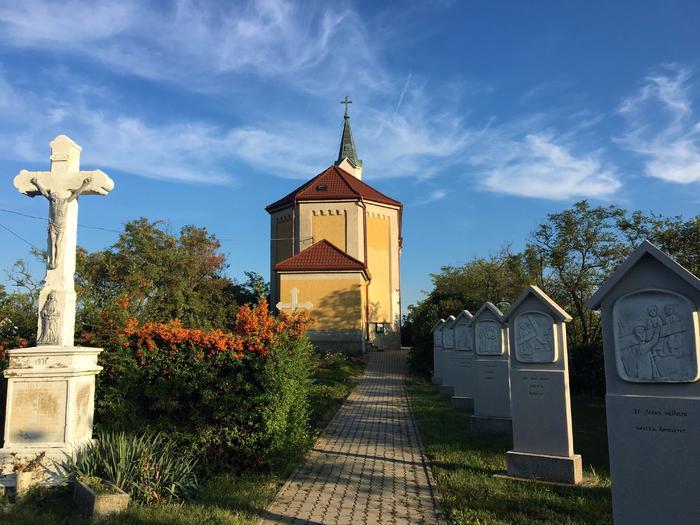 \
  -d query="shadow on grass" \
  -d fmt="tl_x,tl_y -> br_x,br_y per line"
406,376 -> 613,525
